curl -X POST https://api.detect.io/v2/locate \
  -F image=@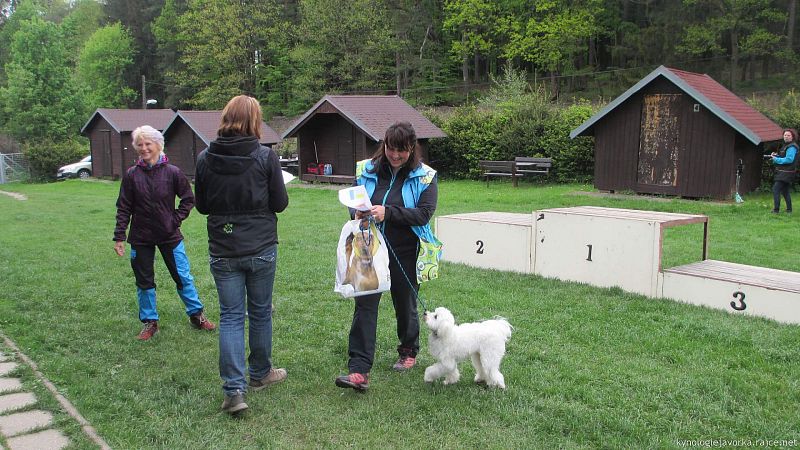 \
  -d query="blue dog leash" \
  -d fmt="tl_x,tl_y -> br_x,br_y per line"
365,216 -> 430,312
